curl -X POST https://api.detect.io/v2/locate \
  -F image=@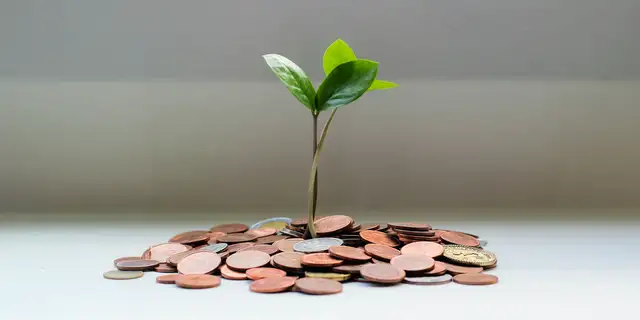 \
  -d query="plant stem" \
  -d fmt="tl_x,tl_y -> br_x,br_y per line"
307,108 -> 338,238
